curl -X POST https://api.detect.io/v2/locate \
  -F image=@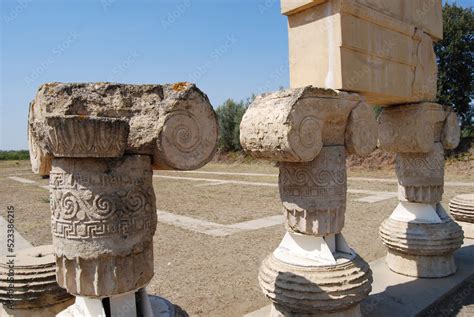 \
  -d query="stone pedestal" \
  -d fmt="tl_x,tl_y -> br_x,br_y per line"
0,246 -> 74,317
241,87 -> 376,316
450,194 -> 474,239
28,82 -> 218,316
380,203 -> 463,277
378,104 -> 463,278
260,252 -> 371,317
